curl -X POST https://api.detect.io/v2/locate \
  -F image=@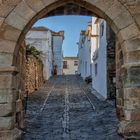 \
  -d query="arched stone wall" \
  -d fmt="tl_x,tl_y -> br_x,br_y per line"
0,0 -> 140,139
